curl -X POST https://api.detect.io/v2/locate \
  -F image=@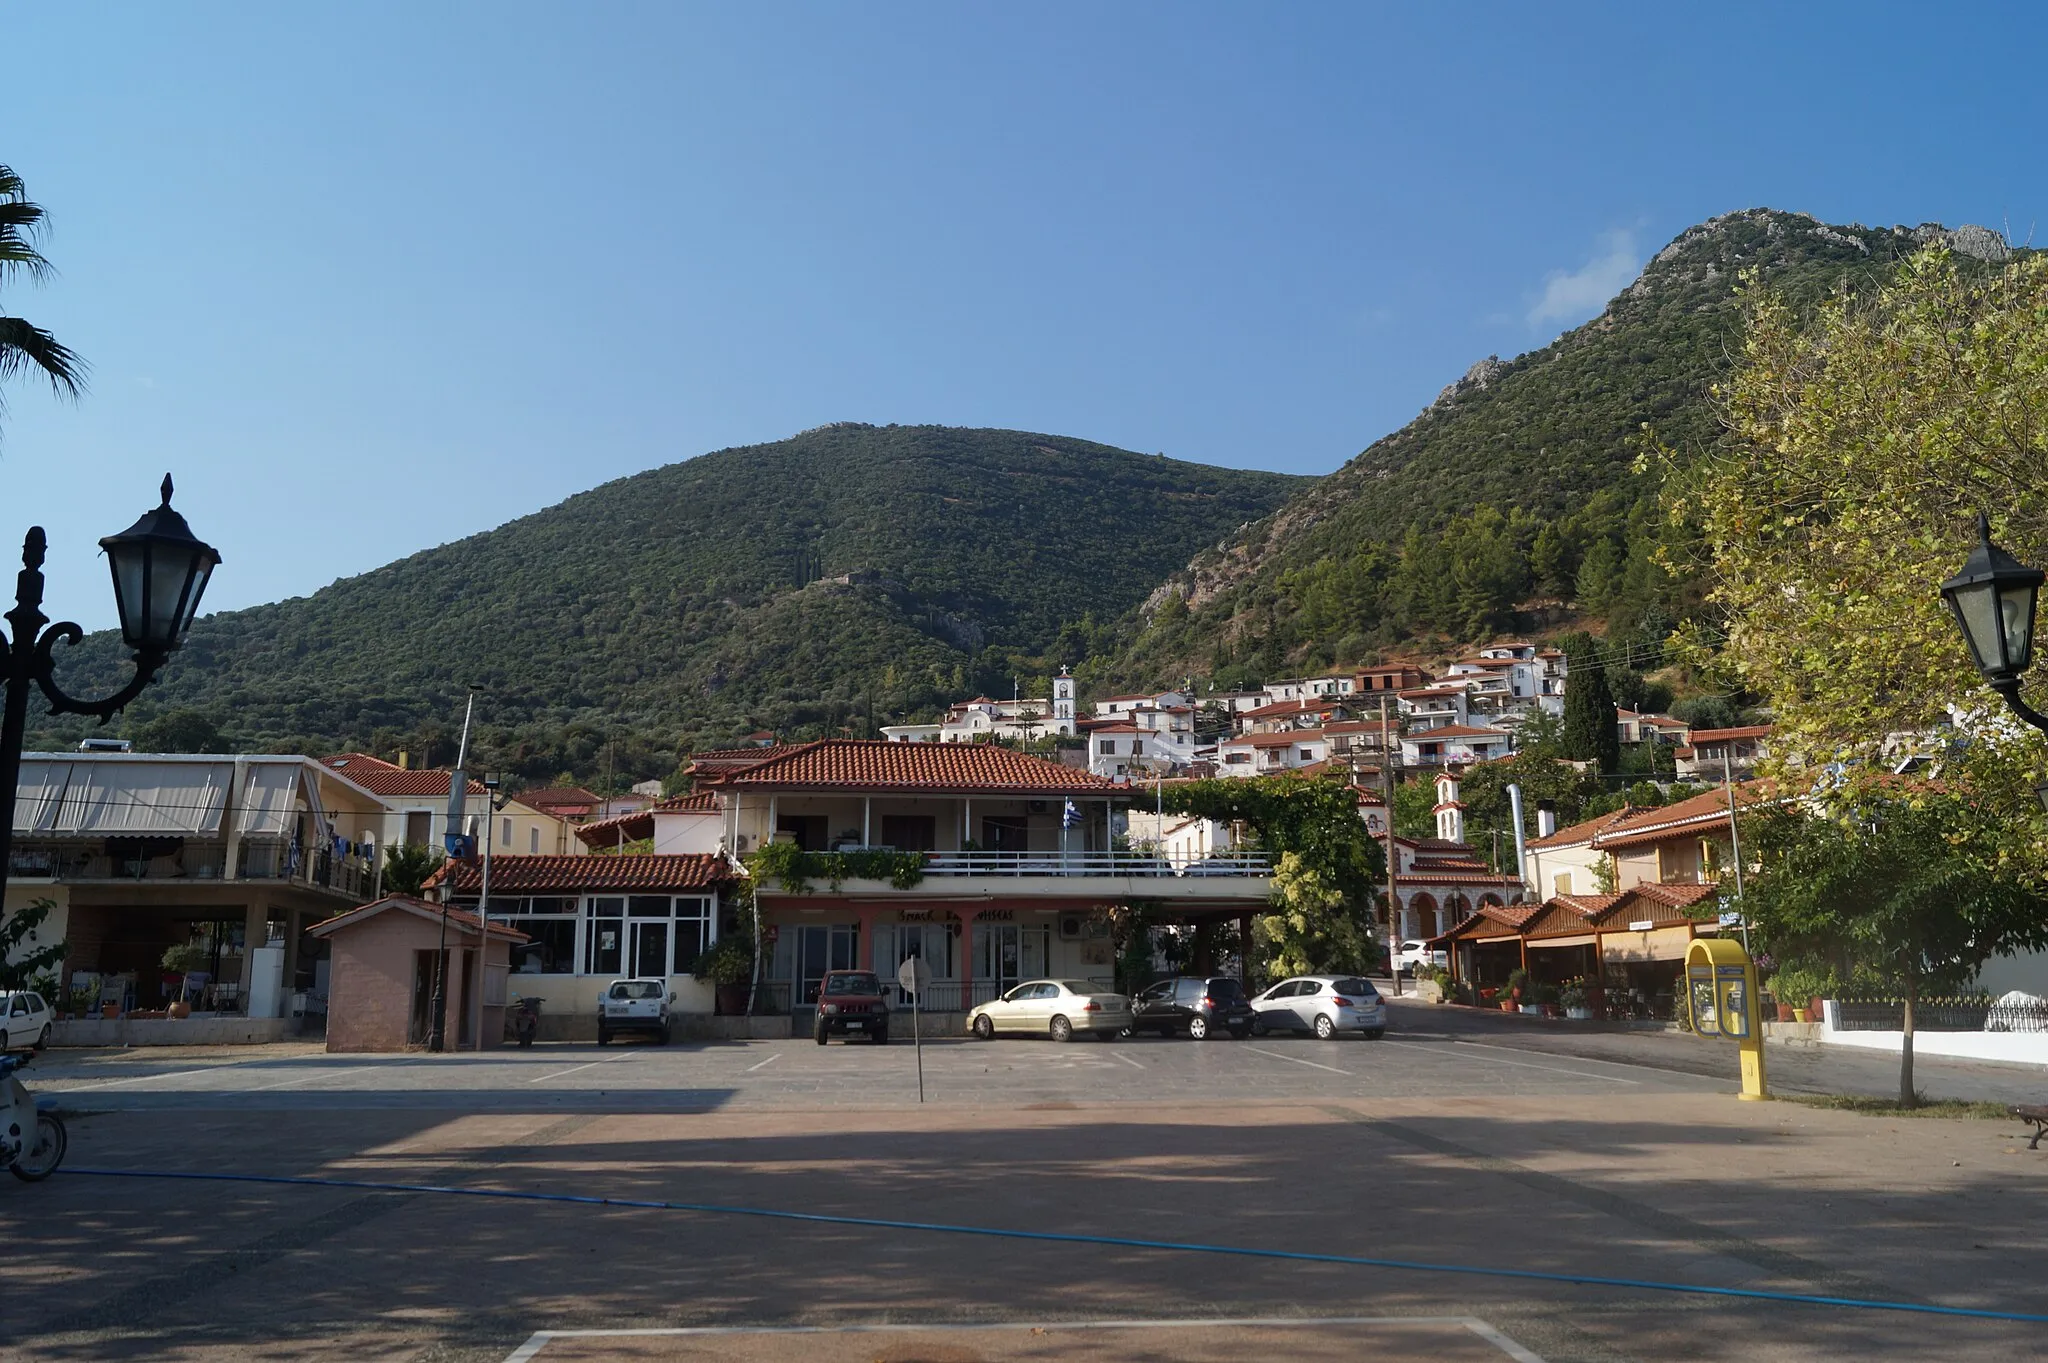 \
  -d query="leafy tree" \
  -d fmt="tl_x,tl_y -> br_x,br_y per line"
1558,633 -> 1620,773
1676,247 -> 2048,854
1746,783 -> 2048,1106
0,164 -> 84,429
129,708 -> 226,754
383,844 -> 445,897
0,897 -> 65,990
1671,695 -> 1739,732
1161,776 -> 1385,978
